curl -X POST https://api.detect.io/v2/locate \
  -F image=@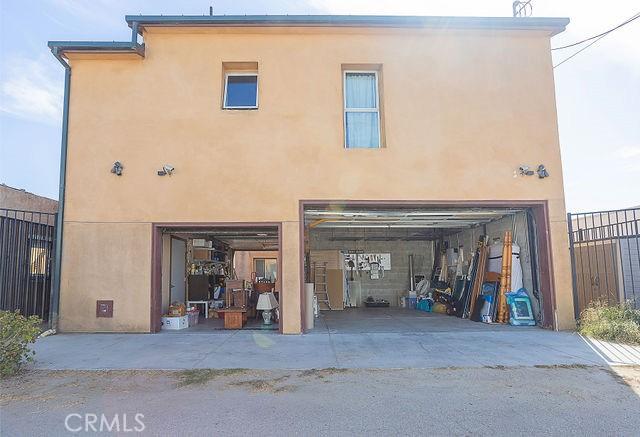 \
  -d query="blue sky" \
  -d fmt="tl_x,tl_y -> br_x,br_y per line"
1,0 -> 638,212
